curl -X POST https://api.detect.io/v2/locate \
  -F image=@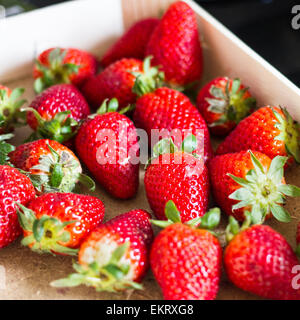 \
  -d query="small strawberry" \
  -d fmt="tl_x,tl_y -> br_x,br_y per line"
146,1 -> 203,87
0,165 -> 36,248
133,85 -> 213,162
151,201 -> 222,300
33,47 -> 97,93
216,106 -> 300,164
23,84 -> 90,144
16,192 -> 104,255
9,139 -> 95,194
209,150 -> 300,223
0,85 -> 26,133
51,209 -> 153,292
144,136 -> 209,223
196,77 -> 256,136
75,98 -> 139,199
225,214 -> 300,300
101,18 -> 160,67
